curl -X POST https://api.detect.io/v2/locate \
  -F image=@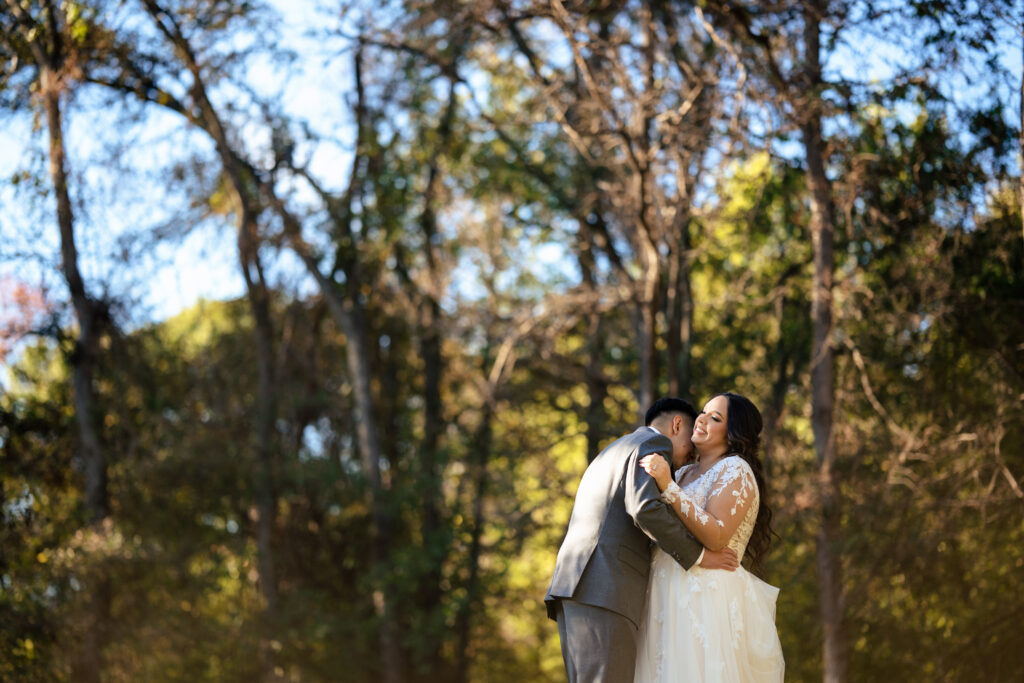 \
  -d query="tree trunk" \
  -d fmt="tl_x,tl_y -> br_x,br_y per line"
636,14 -> 661,416
415,303 -> 445,678
46,81 -> 109,683
577,229 -> 606,463
237,214 -> 282,681
454,398 -> 493,683
584,311 -> 606,463
263,46 -> 402,683
42,71 -> 107,527
294,252 -> 400,682
637,289 -> 658,414
270,186 -> 403,682
803,5 -> 846,682
411,73 -> 458,679
137,5 -> 282,677
28,15 -> 111,678
637,235 -> 661,416
762,295 -> 791,478
667,220 -> 694,399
